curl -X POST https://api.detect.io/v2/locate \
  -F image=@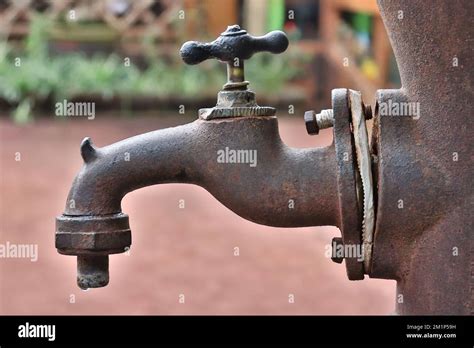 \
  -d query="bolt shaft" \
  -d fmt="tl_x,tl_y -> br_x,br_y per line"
316,109 -> 334,129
